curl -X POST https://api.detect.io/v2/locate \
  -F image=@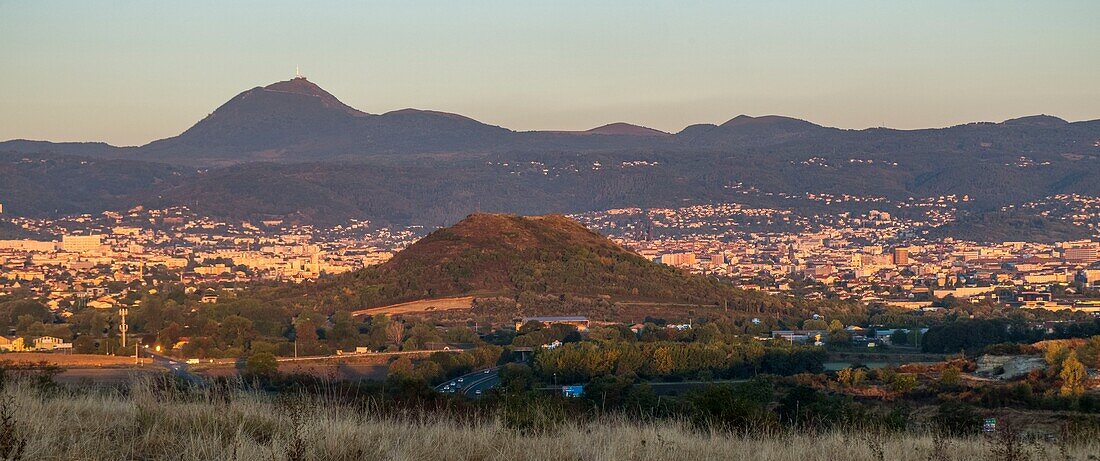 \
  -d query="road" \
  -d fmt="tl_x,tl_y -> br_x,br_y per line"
435,366 -> 501,398
142,349 -> 204,386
